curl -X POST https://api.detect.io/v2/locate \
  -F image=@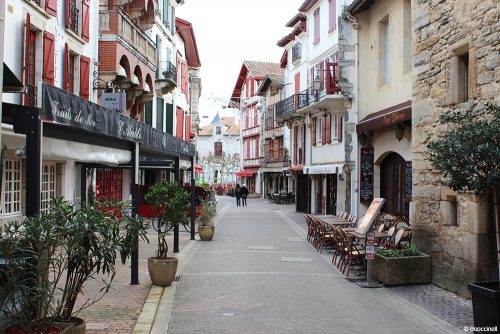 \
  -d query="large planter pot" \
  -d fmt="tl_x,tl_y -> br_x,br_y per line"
7,321 -> 73,334
468,281 -> 500,331
198,225 -> 215,241
148,257 -> 178,287
372,252 -> 432,286
65,317 -> 85,334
